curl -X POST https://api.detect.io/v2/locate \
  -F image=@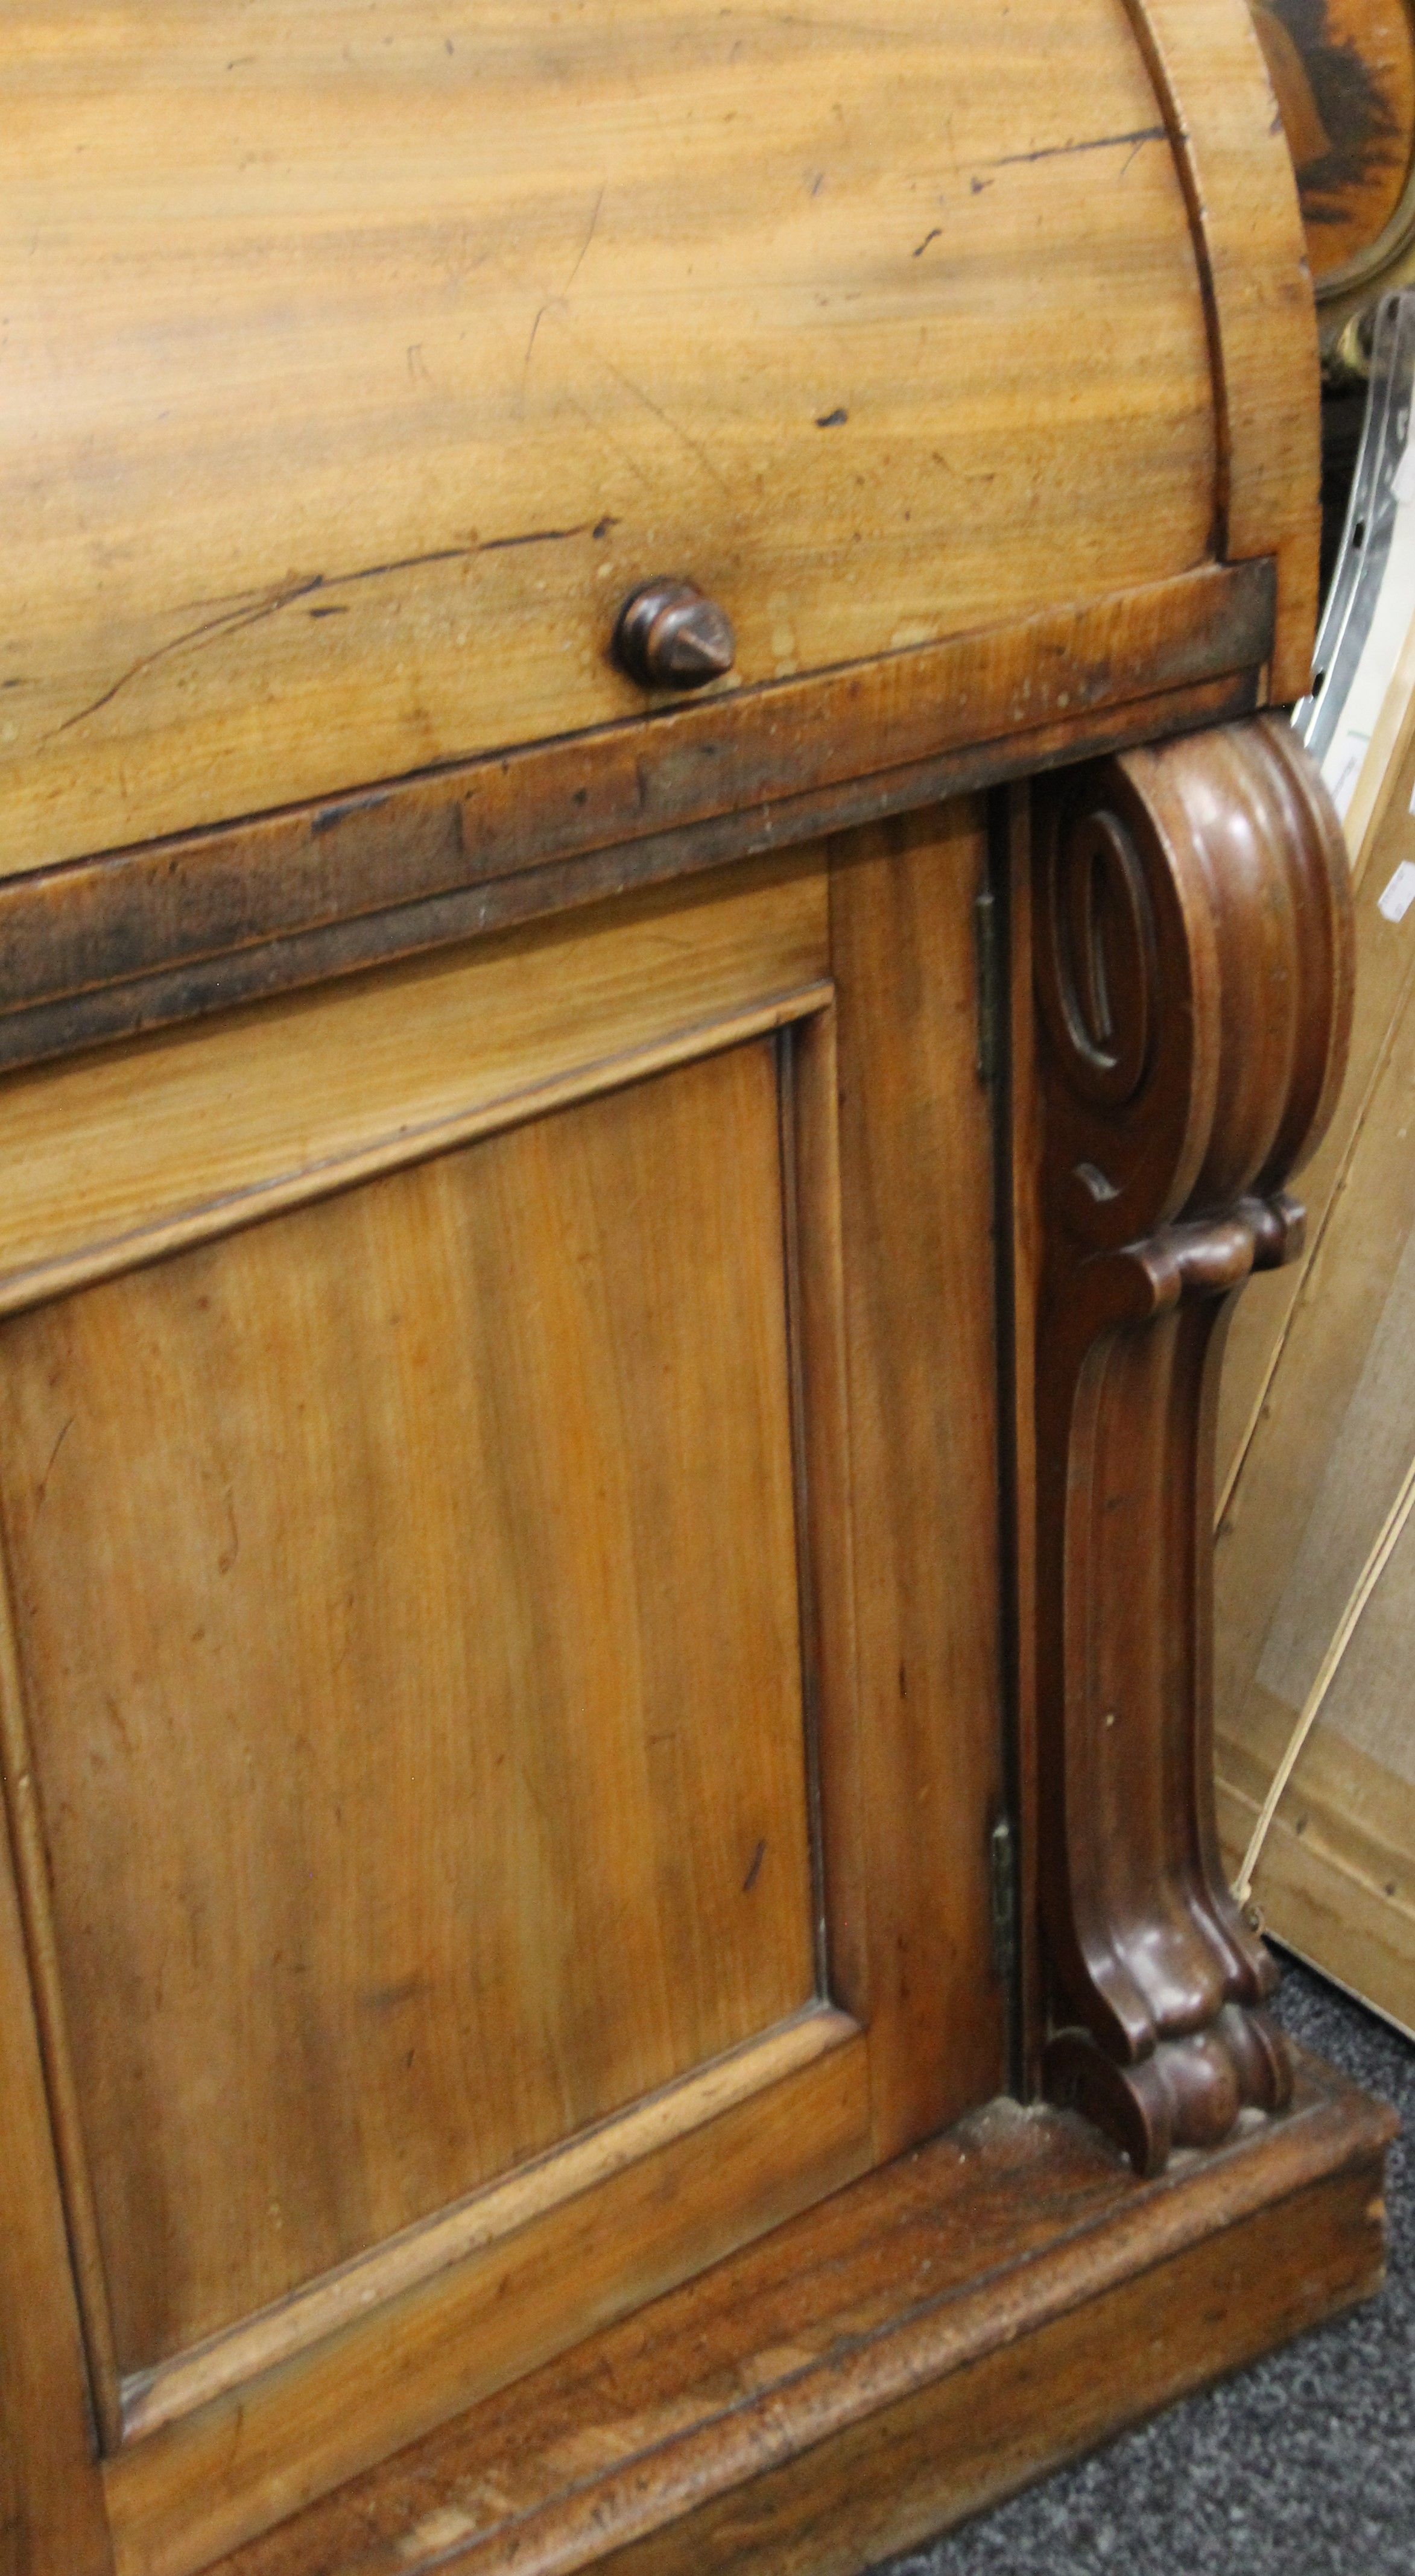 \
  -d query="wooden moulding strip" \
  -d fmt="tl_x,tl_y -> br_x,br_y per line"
104,2015 -> 871,2576
0,563 -> 1273,1073
1001,781 -> 1043,2089
201,2057 -> 1393,2576
0,1585 -> 118,2573
0,832 -> 832,1315
0,1511 -> 125,2452
0,666 -> 1258,1081
121,2005 -> 859,2446
780,1008 -> 870,2029
1122,1 -> 1320,702
0,981 -> 832,1321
